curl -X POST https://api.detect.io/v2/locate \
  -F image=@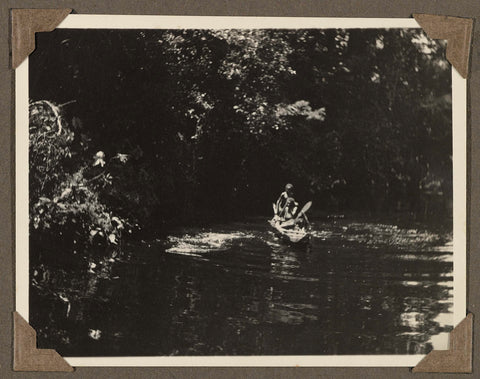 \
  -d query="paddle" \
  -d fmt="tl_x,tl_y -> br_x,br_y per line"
297,201 -> 312,218
280,201 -> 312,228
